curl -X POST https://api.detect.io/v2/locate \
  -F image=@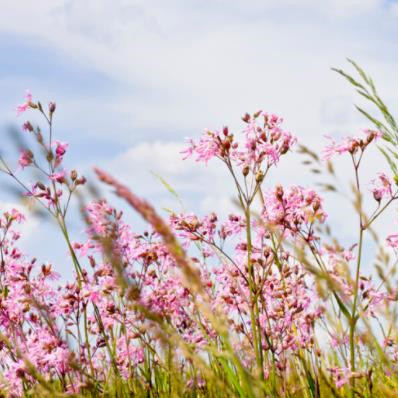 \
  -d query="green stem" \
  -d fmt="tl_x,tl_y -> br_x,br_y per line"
245,207 -> 264,379
349,158 -> 364,398
349,223 -> 363,397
